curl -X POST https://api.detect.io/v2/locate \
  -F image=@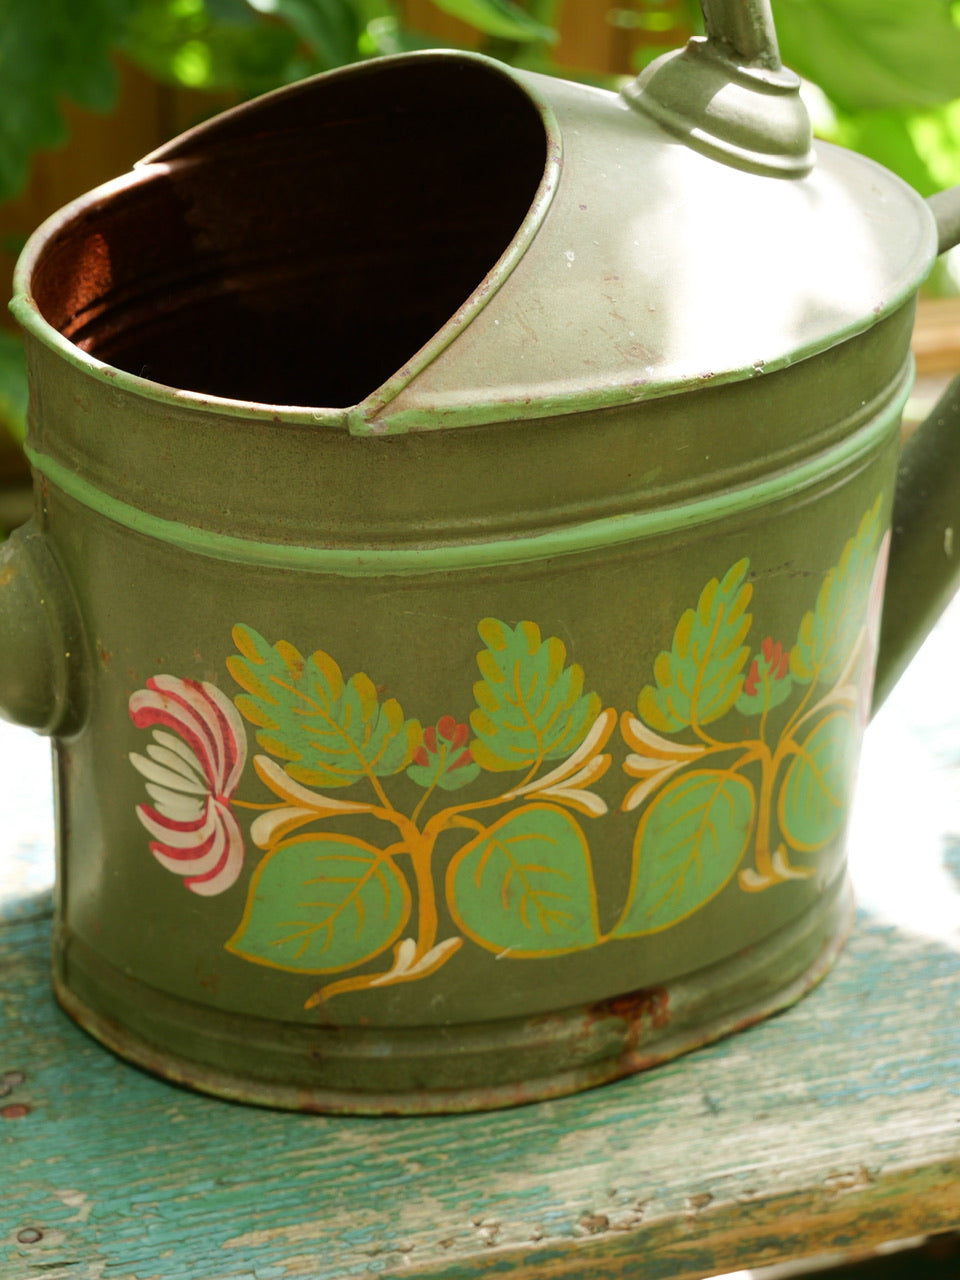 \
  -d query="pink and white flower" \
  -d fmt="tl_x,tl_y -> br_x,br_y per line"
129,676 -> 248,896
